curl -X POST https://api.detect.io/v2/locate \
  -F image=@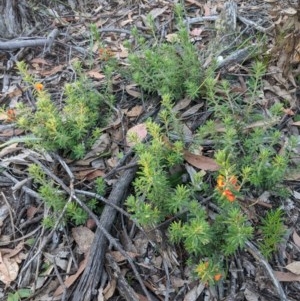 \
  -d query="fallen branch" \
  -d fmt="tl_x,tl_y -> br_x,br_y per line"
0,29 -> 58,50
69,163 -> 157,301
